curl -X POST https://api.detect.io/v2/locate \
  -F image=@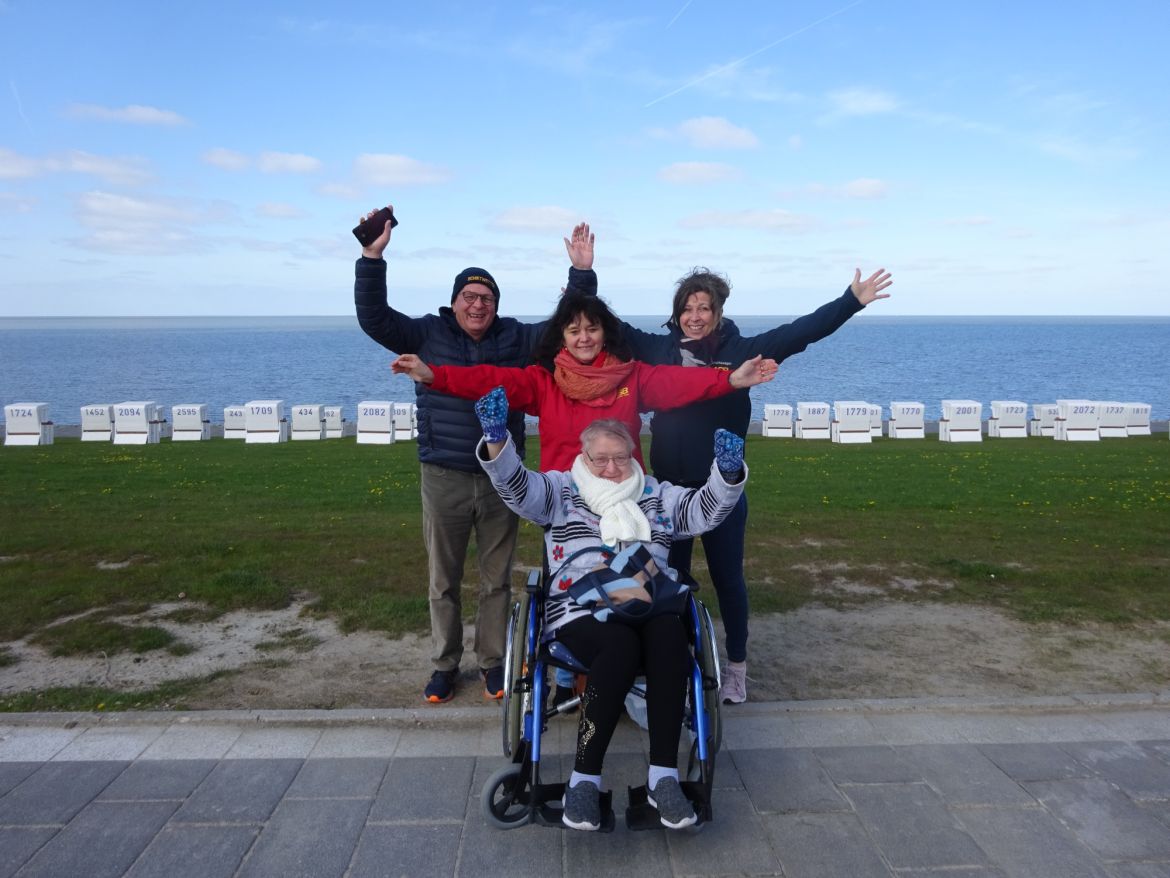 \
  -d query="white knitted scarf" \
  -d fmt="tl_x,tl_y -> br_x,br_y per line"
570,455 -> 652,547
